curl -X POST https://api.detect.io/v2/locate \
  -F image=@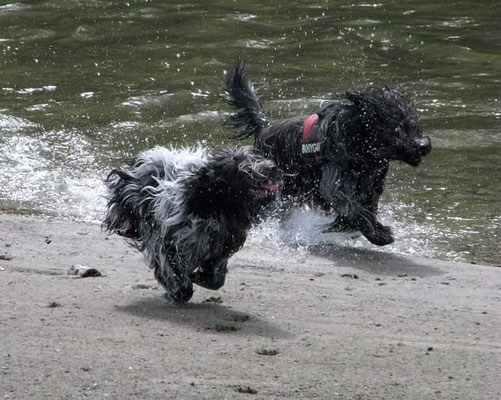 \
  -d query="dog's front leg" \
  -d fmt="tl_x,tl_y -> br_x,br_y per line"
191,258 -> 228,290
319,164 -> 393,245
153,248 -> 194,304
184,220 -> 239,291
358,164 -> 388,217
356,165 -> 394,246
352,206 -> 394,246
